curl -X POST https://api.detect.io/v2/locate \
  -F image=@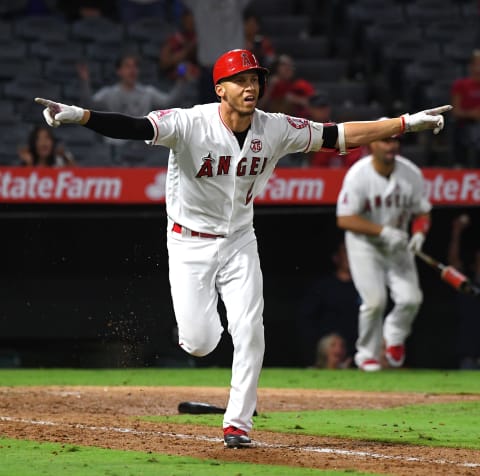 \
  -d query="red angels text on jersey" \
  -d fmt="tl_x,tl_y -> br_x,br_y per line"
195,153 -> 269,178
362,192 -> 413,212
